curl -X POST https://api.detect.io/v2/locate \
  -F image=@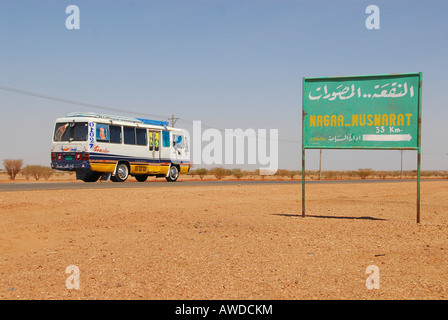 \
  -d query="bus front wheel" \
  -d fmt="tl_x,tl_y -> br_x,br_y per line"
165,165 -> 179,182
112,163 -> 129,182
